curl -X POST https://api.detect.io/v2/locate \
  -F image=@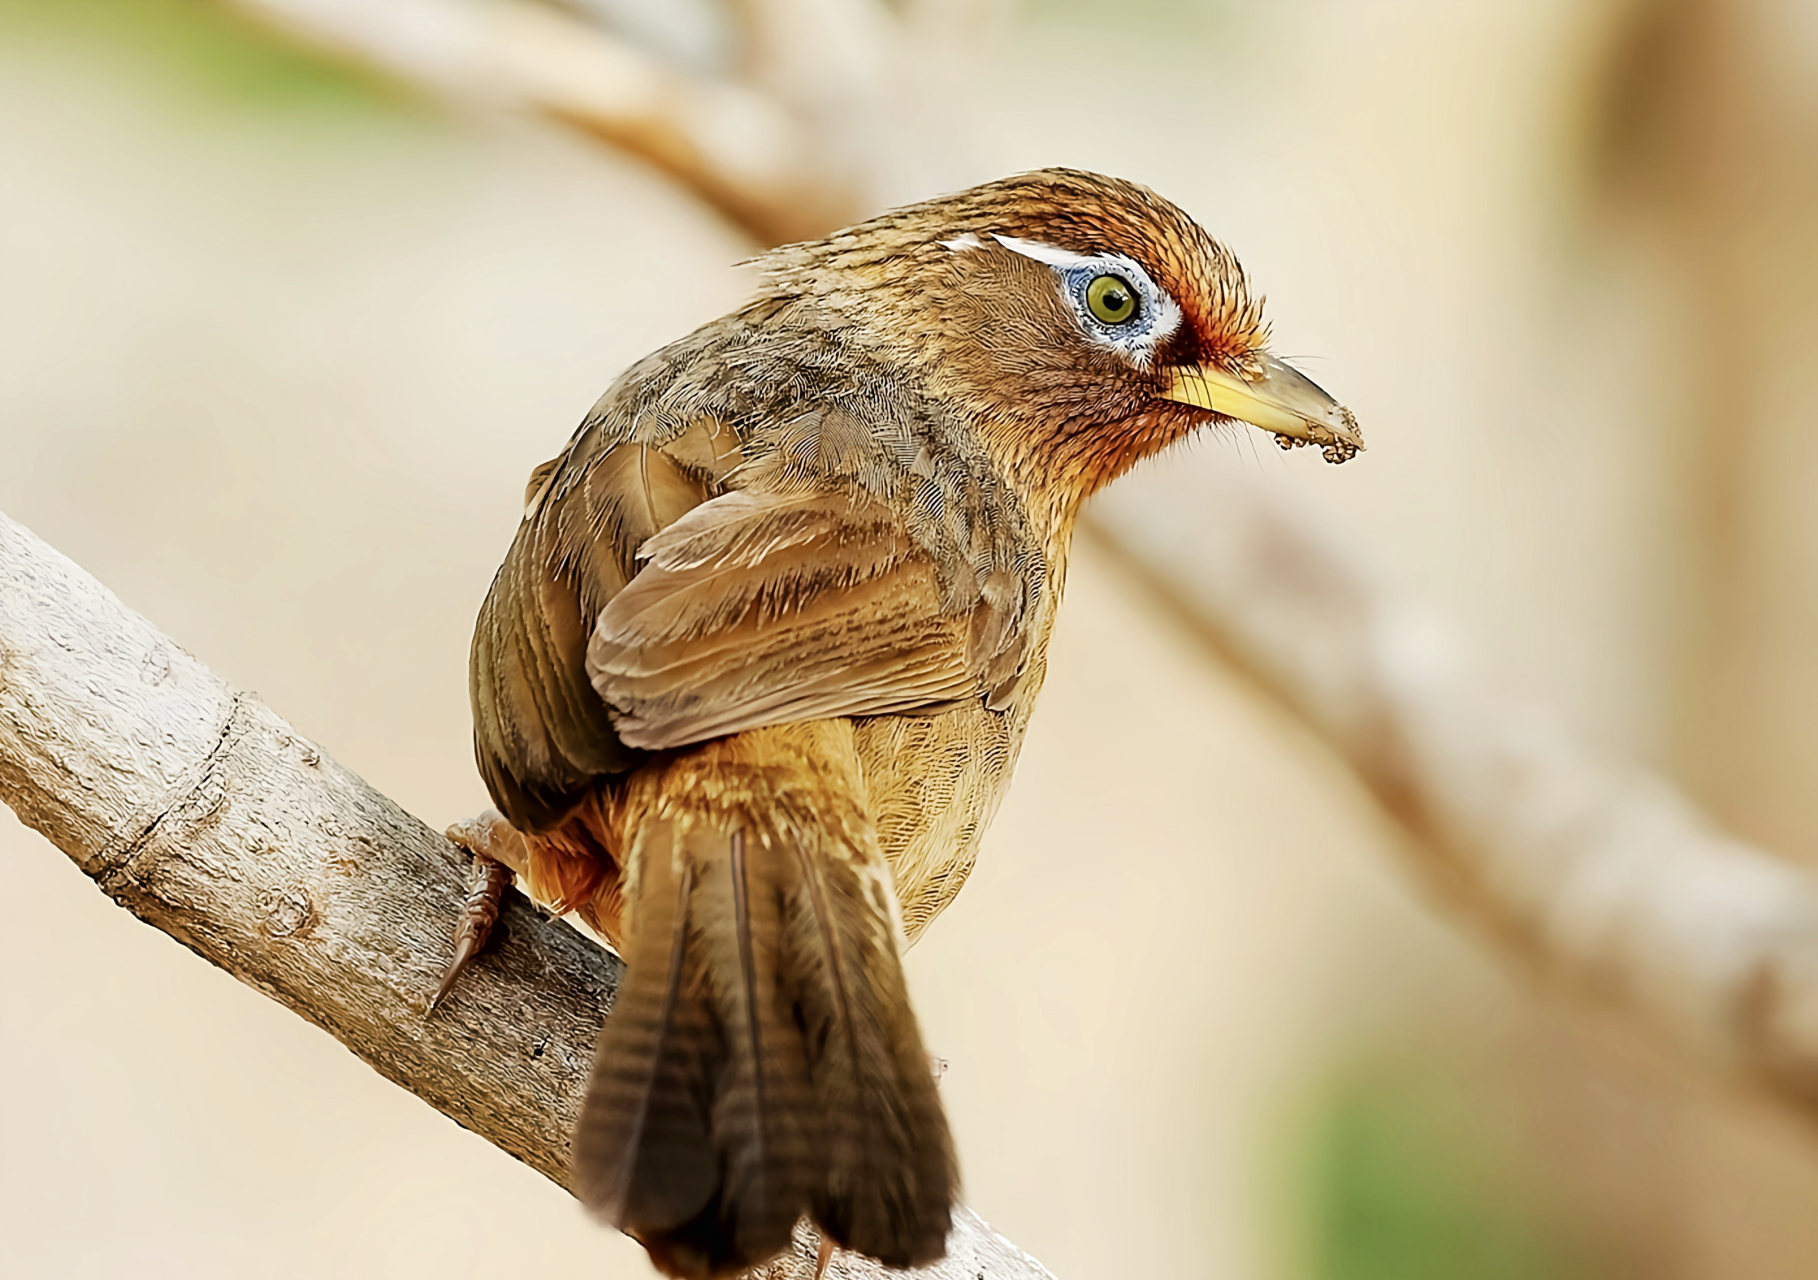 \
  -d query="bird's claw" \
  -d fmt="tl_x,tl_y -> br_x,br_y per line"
427,849 -> 515,1016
